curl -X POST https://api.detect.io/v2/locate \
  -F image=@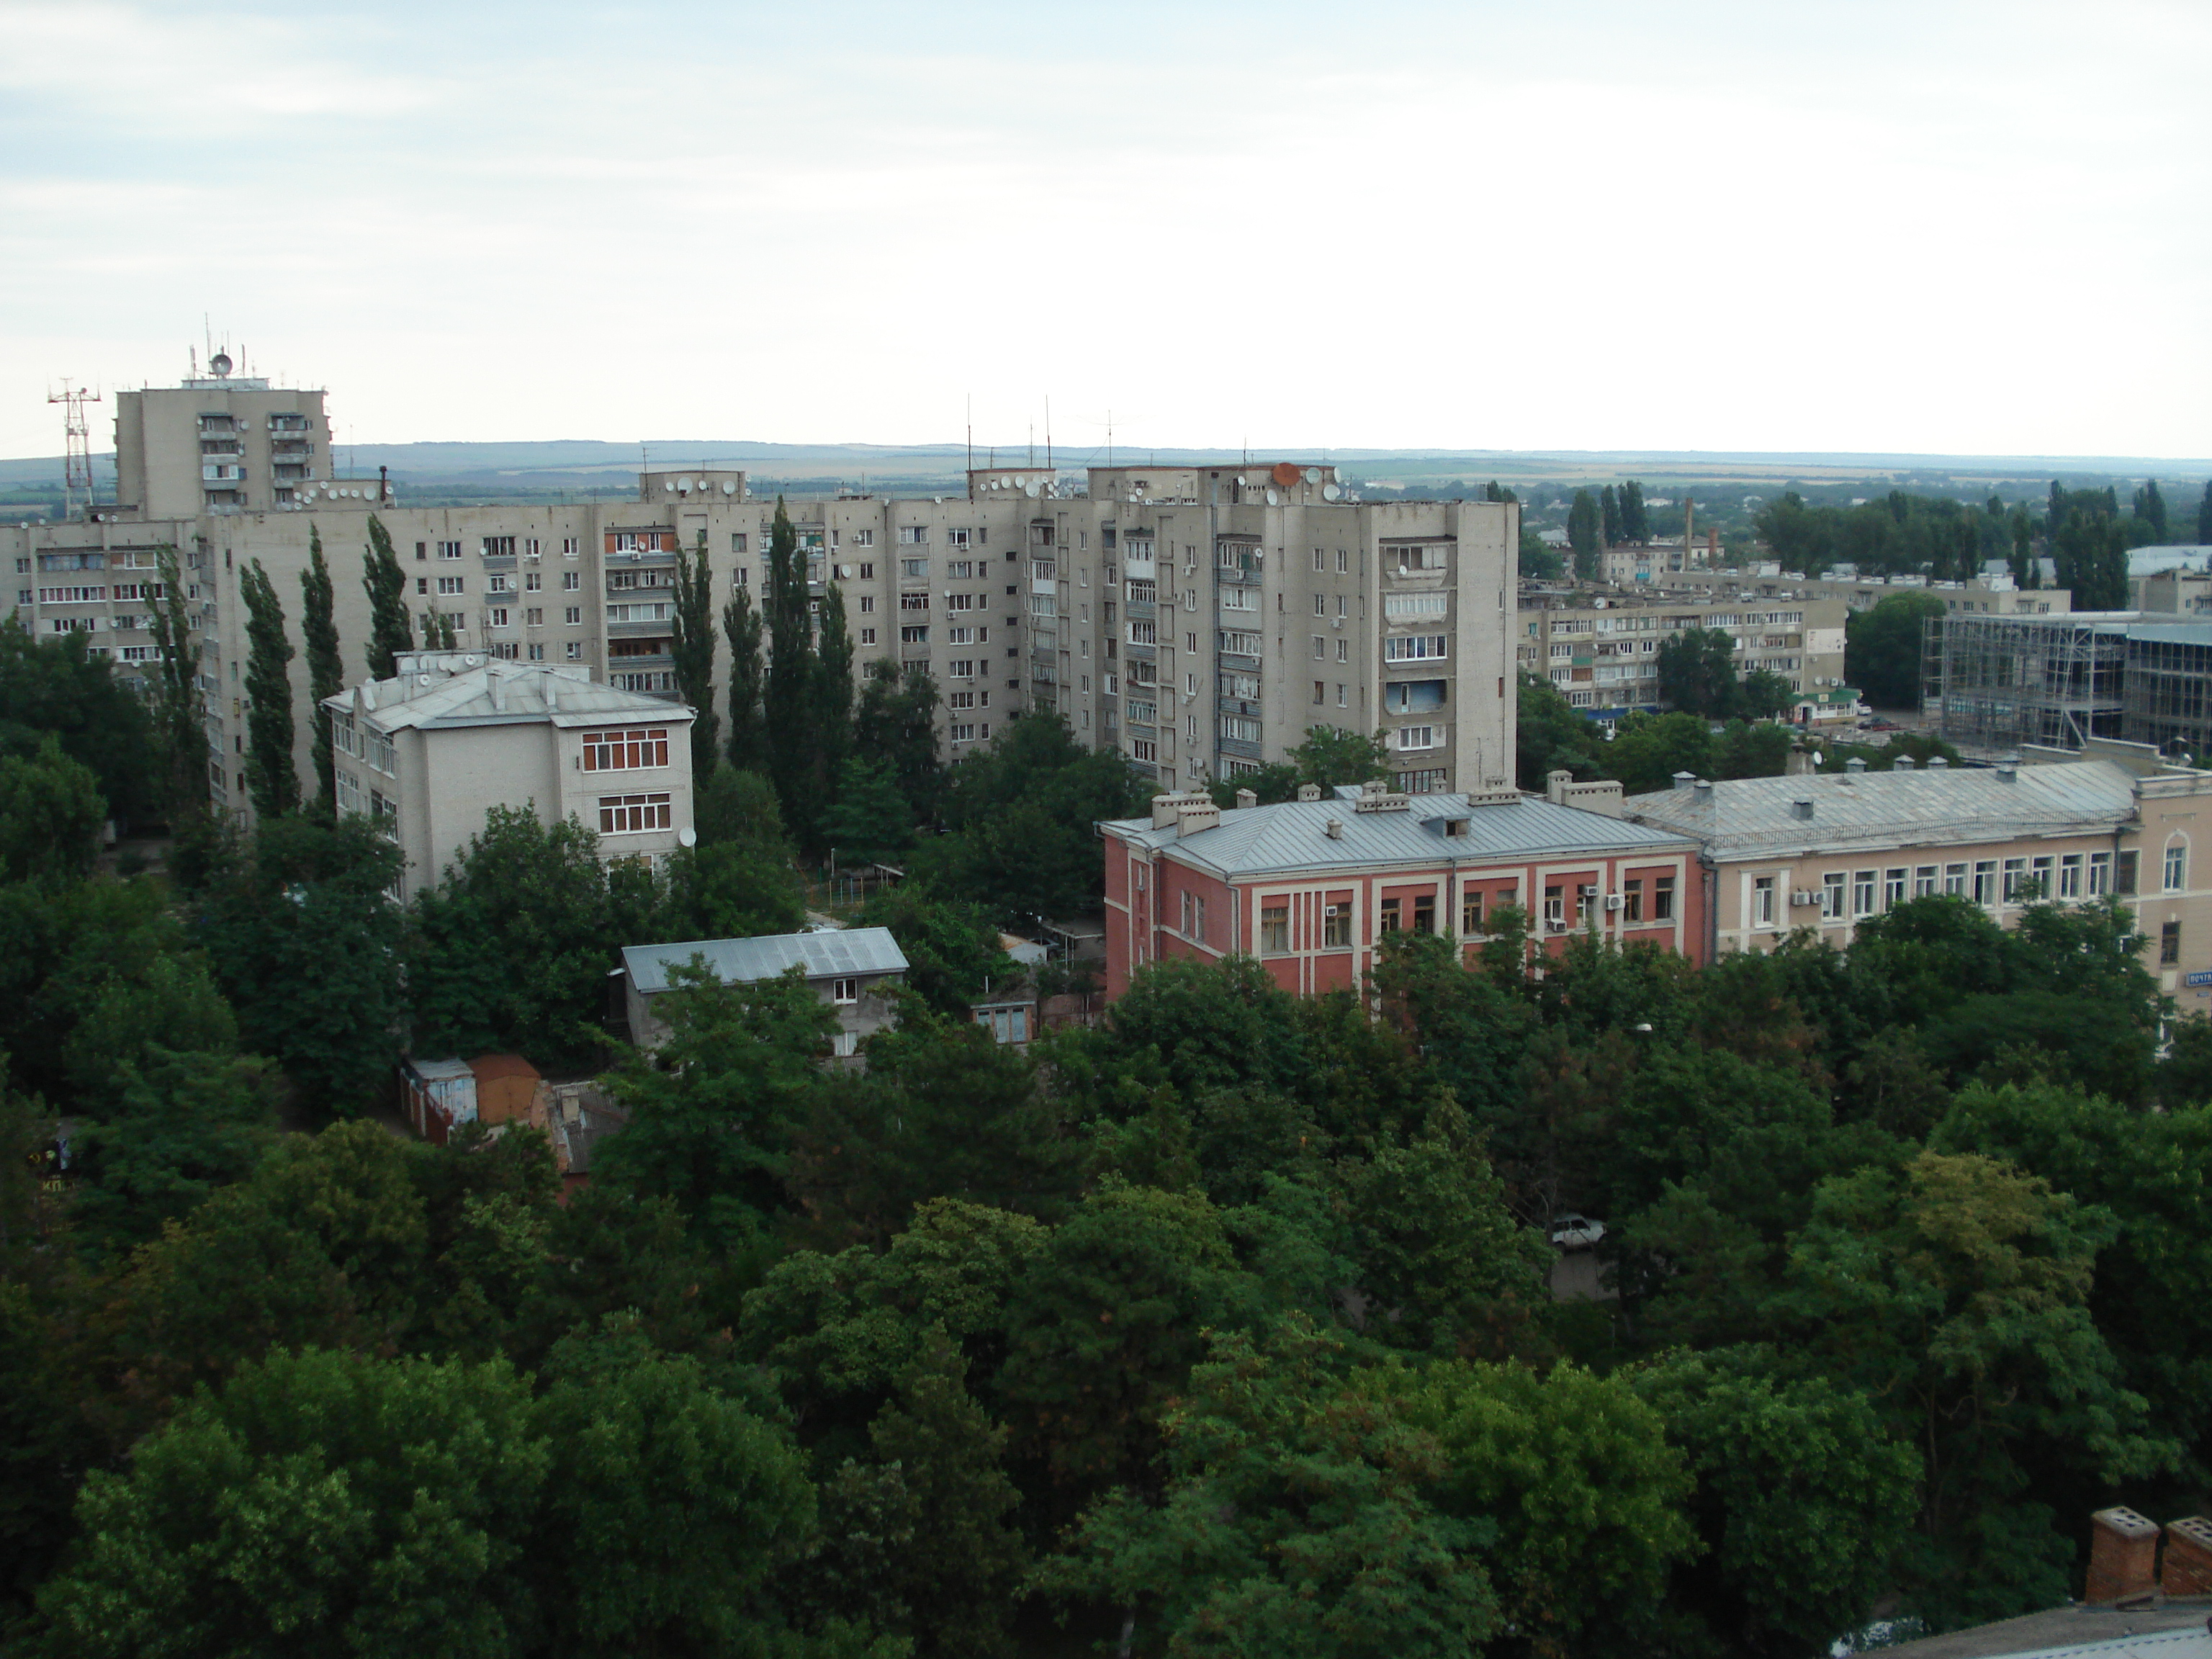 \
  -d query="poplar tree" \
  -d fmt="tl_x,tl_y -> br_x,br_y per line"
361,513 -> 413,678
722,580 -> 766,774
1567,490 -> 1601,578
671,531 -> 720,780
2134,479 -> 2167,539
1601,484 -> 1622,547
2199,481 -> 2212,544
300,524 -> 344,815
1622,480 -> 1650,543
240,558 -> 300,820
762,499 -> 811,820
809,580 -> 855,815
146,544 -> 209,816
